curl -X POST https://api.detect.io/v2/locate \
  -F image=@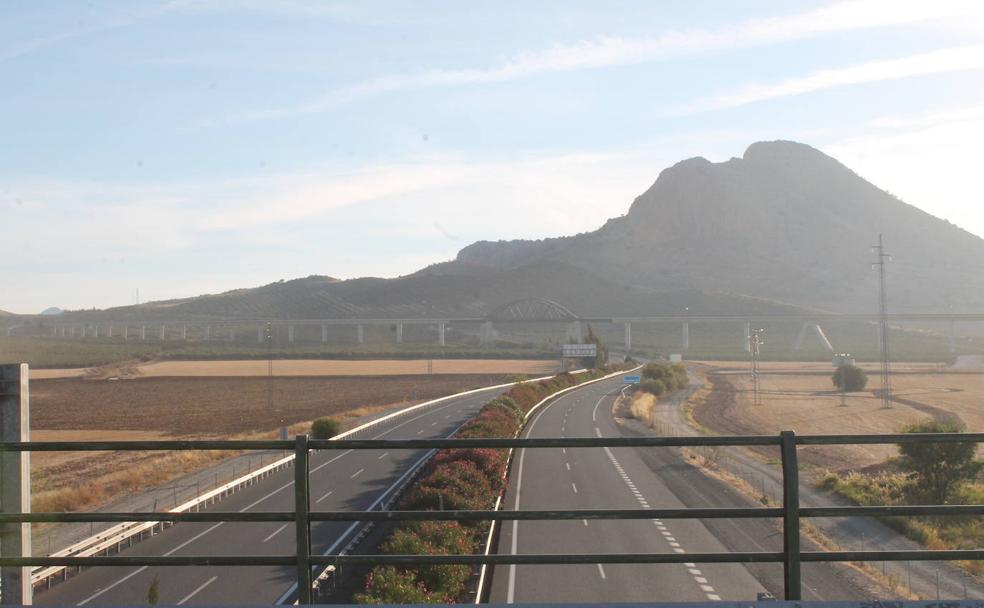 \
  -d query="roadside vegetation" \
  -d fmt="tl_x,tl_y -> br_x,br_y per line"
819,419 -> 983,576
310,418 -> 341,439
627,362 -> 689,428
356,366 -> 623,604
832,364 -> 868,391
